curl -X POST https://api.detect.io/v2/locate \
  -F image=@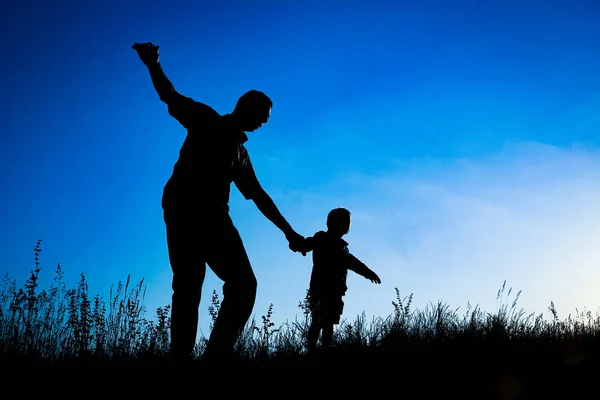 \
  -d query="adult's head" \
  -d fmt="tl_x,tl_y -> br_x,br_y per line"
327,207 -> 351,238
231,90 -> 273,132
